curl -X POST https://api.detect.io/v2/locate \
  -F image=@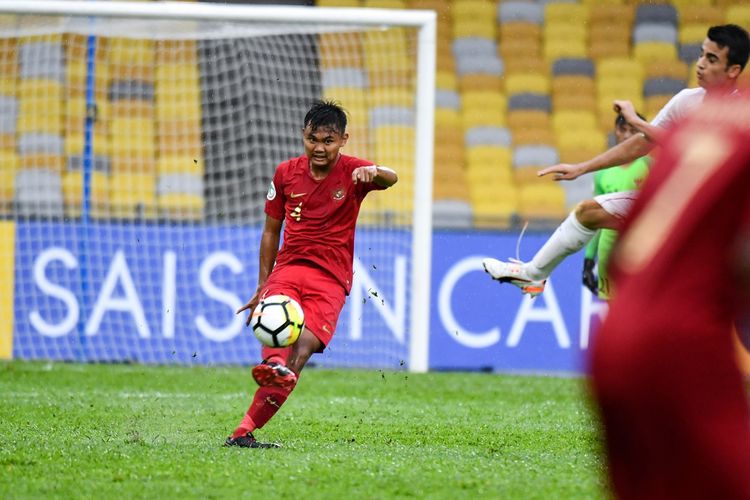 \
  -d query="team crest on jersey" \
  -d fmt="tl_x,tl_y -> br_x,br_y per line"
267,181 -> 276,201
332,187 -> 345,201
